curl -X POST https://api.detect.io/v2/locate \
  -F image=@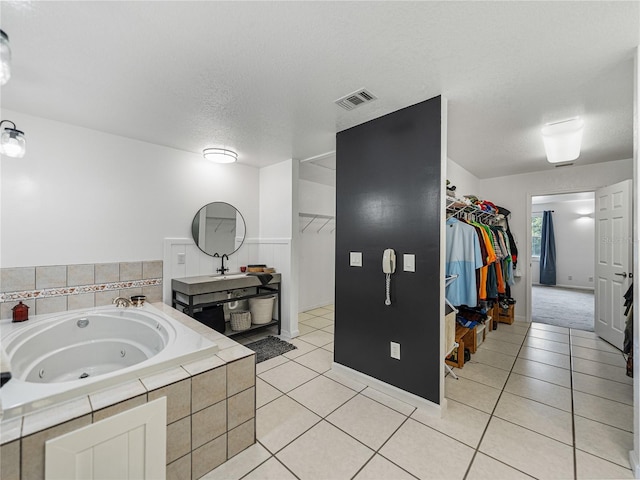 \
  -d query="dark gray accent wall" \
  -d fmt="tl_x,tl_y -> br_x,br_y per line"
334,96 -> 442,403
